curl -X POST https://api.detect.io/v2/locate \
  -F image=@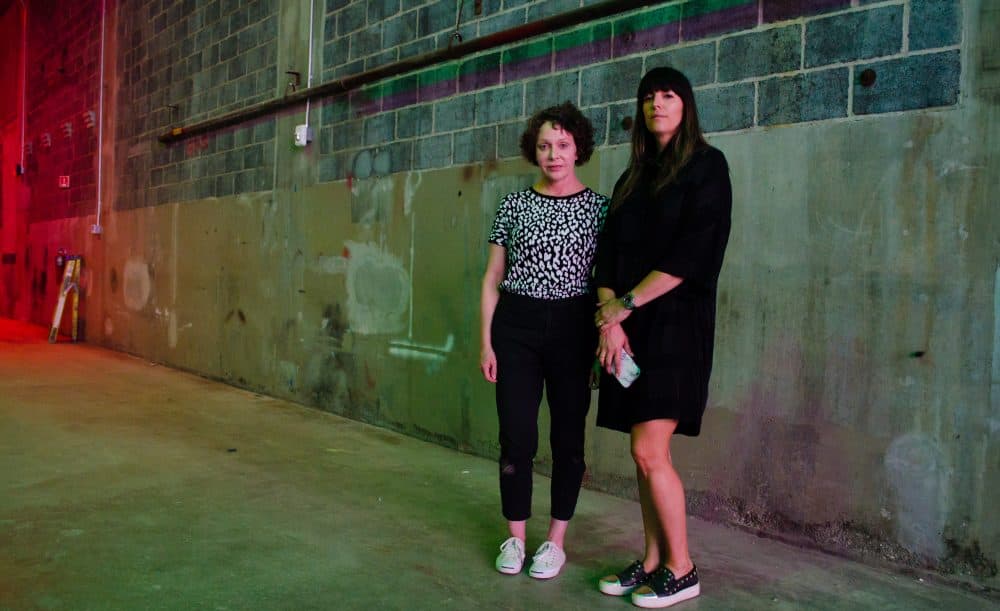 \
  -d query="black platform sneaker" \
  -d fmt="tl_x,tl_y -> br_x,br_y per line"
598,560 -> 651,596
630,565 -> 699,608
